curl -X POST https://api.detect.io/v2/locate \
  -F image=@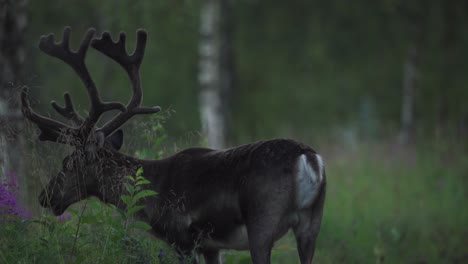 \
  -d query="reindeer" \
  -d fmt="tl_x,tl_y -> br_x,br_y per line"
21,27 -> 326,264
